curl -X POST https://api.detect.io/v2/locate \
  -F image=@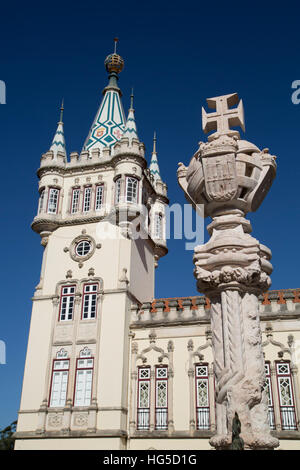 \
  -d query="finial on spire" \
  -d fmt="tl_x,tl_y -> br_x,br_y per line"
153,131 -> 157,154
104,38 -> 124,75
59,99 -> 64,123
150,131 -> 161,182
114,37 -> 118,54
130,88 -> 134,109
